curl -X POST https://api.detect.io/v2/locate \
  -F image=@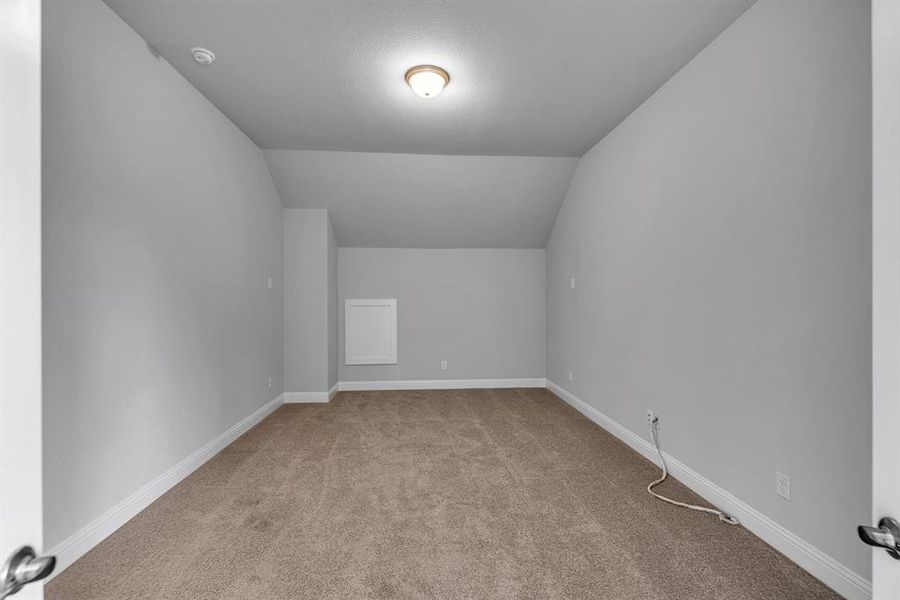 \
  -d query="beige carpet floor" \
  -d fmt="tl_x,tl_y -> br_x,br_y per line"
47,388 -> 840,599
